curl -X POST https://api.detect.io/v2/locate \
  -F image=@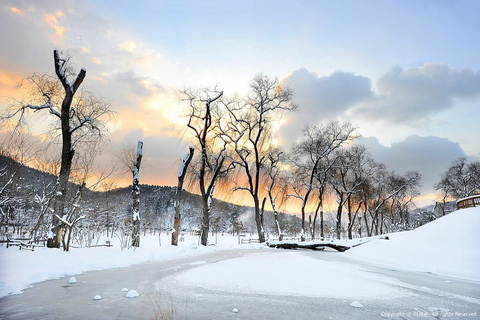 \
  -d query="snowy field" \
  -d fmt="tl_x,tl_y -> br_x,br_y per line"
1,207 -> 479,300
